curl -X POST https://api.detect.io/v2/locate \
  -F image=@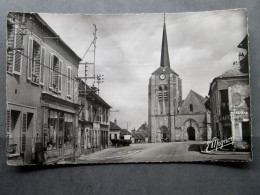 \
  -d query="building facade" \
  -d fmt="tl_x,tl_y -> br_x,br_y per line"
148,20 -> 210,143
78,81 -> 111,155
175,90 -> 211,141
6,13 -> 81,165
208,36 -> 250,149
